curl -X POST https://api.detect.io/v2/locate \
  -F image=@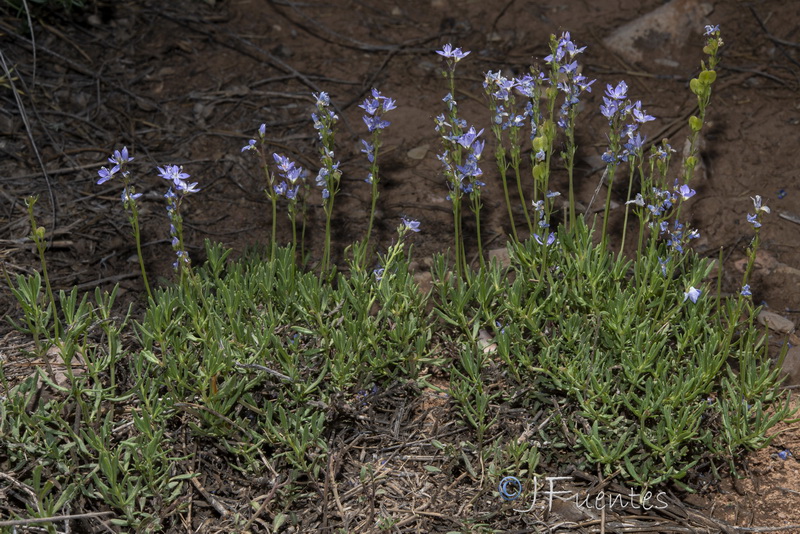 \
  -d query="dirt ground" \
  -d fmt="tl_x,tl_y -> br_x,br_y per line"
2,0 -> 800,532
